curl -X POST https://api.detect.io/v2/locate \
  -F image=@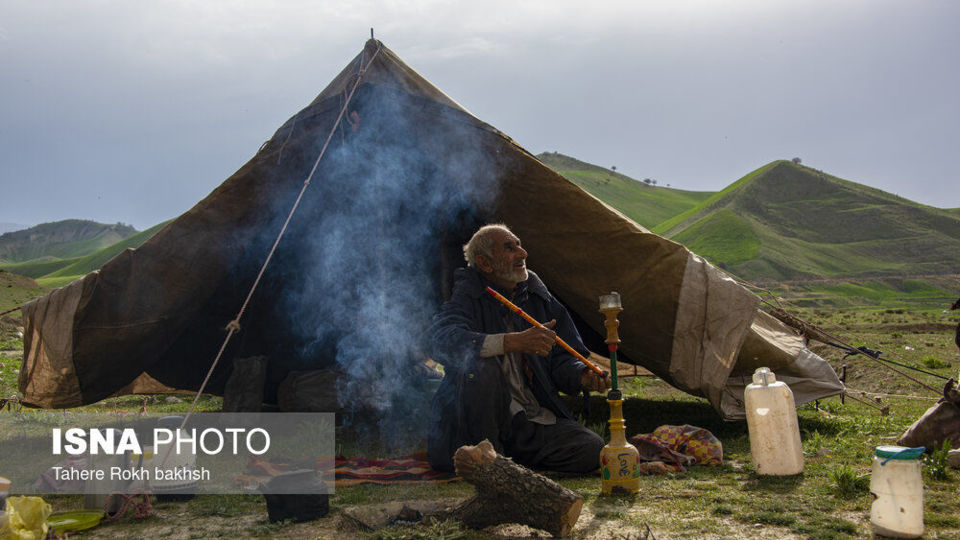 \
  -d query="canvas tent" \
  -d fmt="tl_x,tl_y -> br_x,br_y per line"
19,40 -> 842,419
